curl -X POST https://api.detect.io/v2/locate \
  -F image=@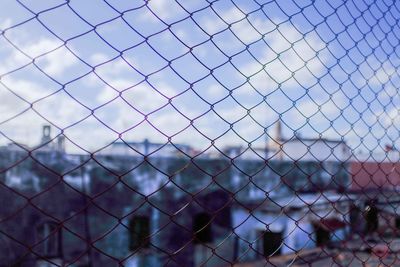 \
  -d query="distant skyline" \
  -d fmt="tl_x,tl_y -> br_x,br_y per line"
0,0 -> 399,155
